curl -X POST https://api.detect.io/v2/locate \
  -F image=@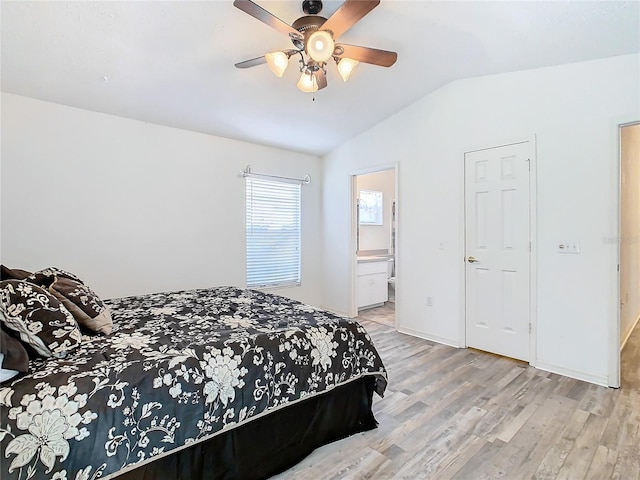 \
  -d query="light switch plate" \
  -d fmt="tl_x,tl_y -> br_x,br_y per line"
558,241 -> 580,254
